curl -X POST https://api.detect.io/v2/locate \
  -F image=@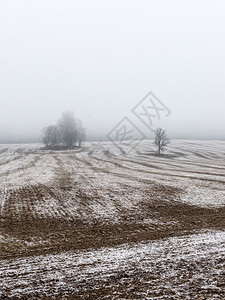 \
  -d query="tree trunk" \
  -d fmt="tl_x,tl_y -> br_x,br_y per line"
158,145 -> 160,155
